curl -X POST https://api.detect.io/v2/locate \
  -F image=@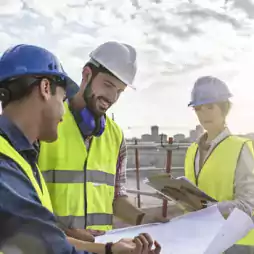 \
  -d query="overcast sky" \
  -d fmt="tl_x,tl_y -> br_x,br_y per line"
1,0 -> 254,138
